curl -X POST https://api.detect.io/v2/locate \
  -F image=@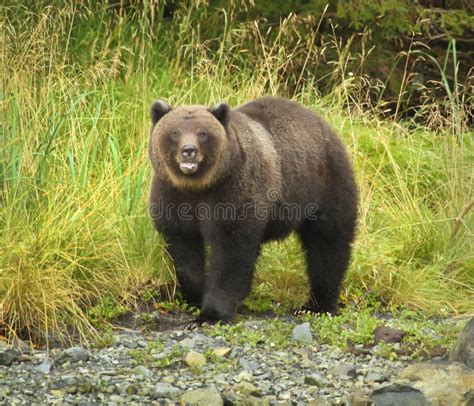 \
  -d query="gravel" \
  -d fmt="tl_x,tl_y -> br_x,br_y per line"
0,317 -> 418,405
